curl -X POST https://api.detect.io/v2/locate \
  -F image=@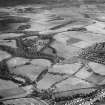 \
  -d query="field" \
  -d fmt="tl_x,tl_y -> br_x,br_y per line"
0,2 -> 105,105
